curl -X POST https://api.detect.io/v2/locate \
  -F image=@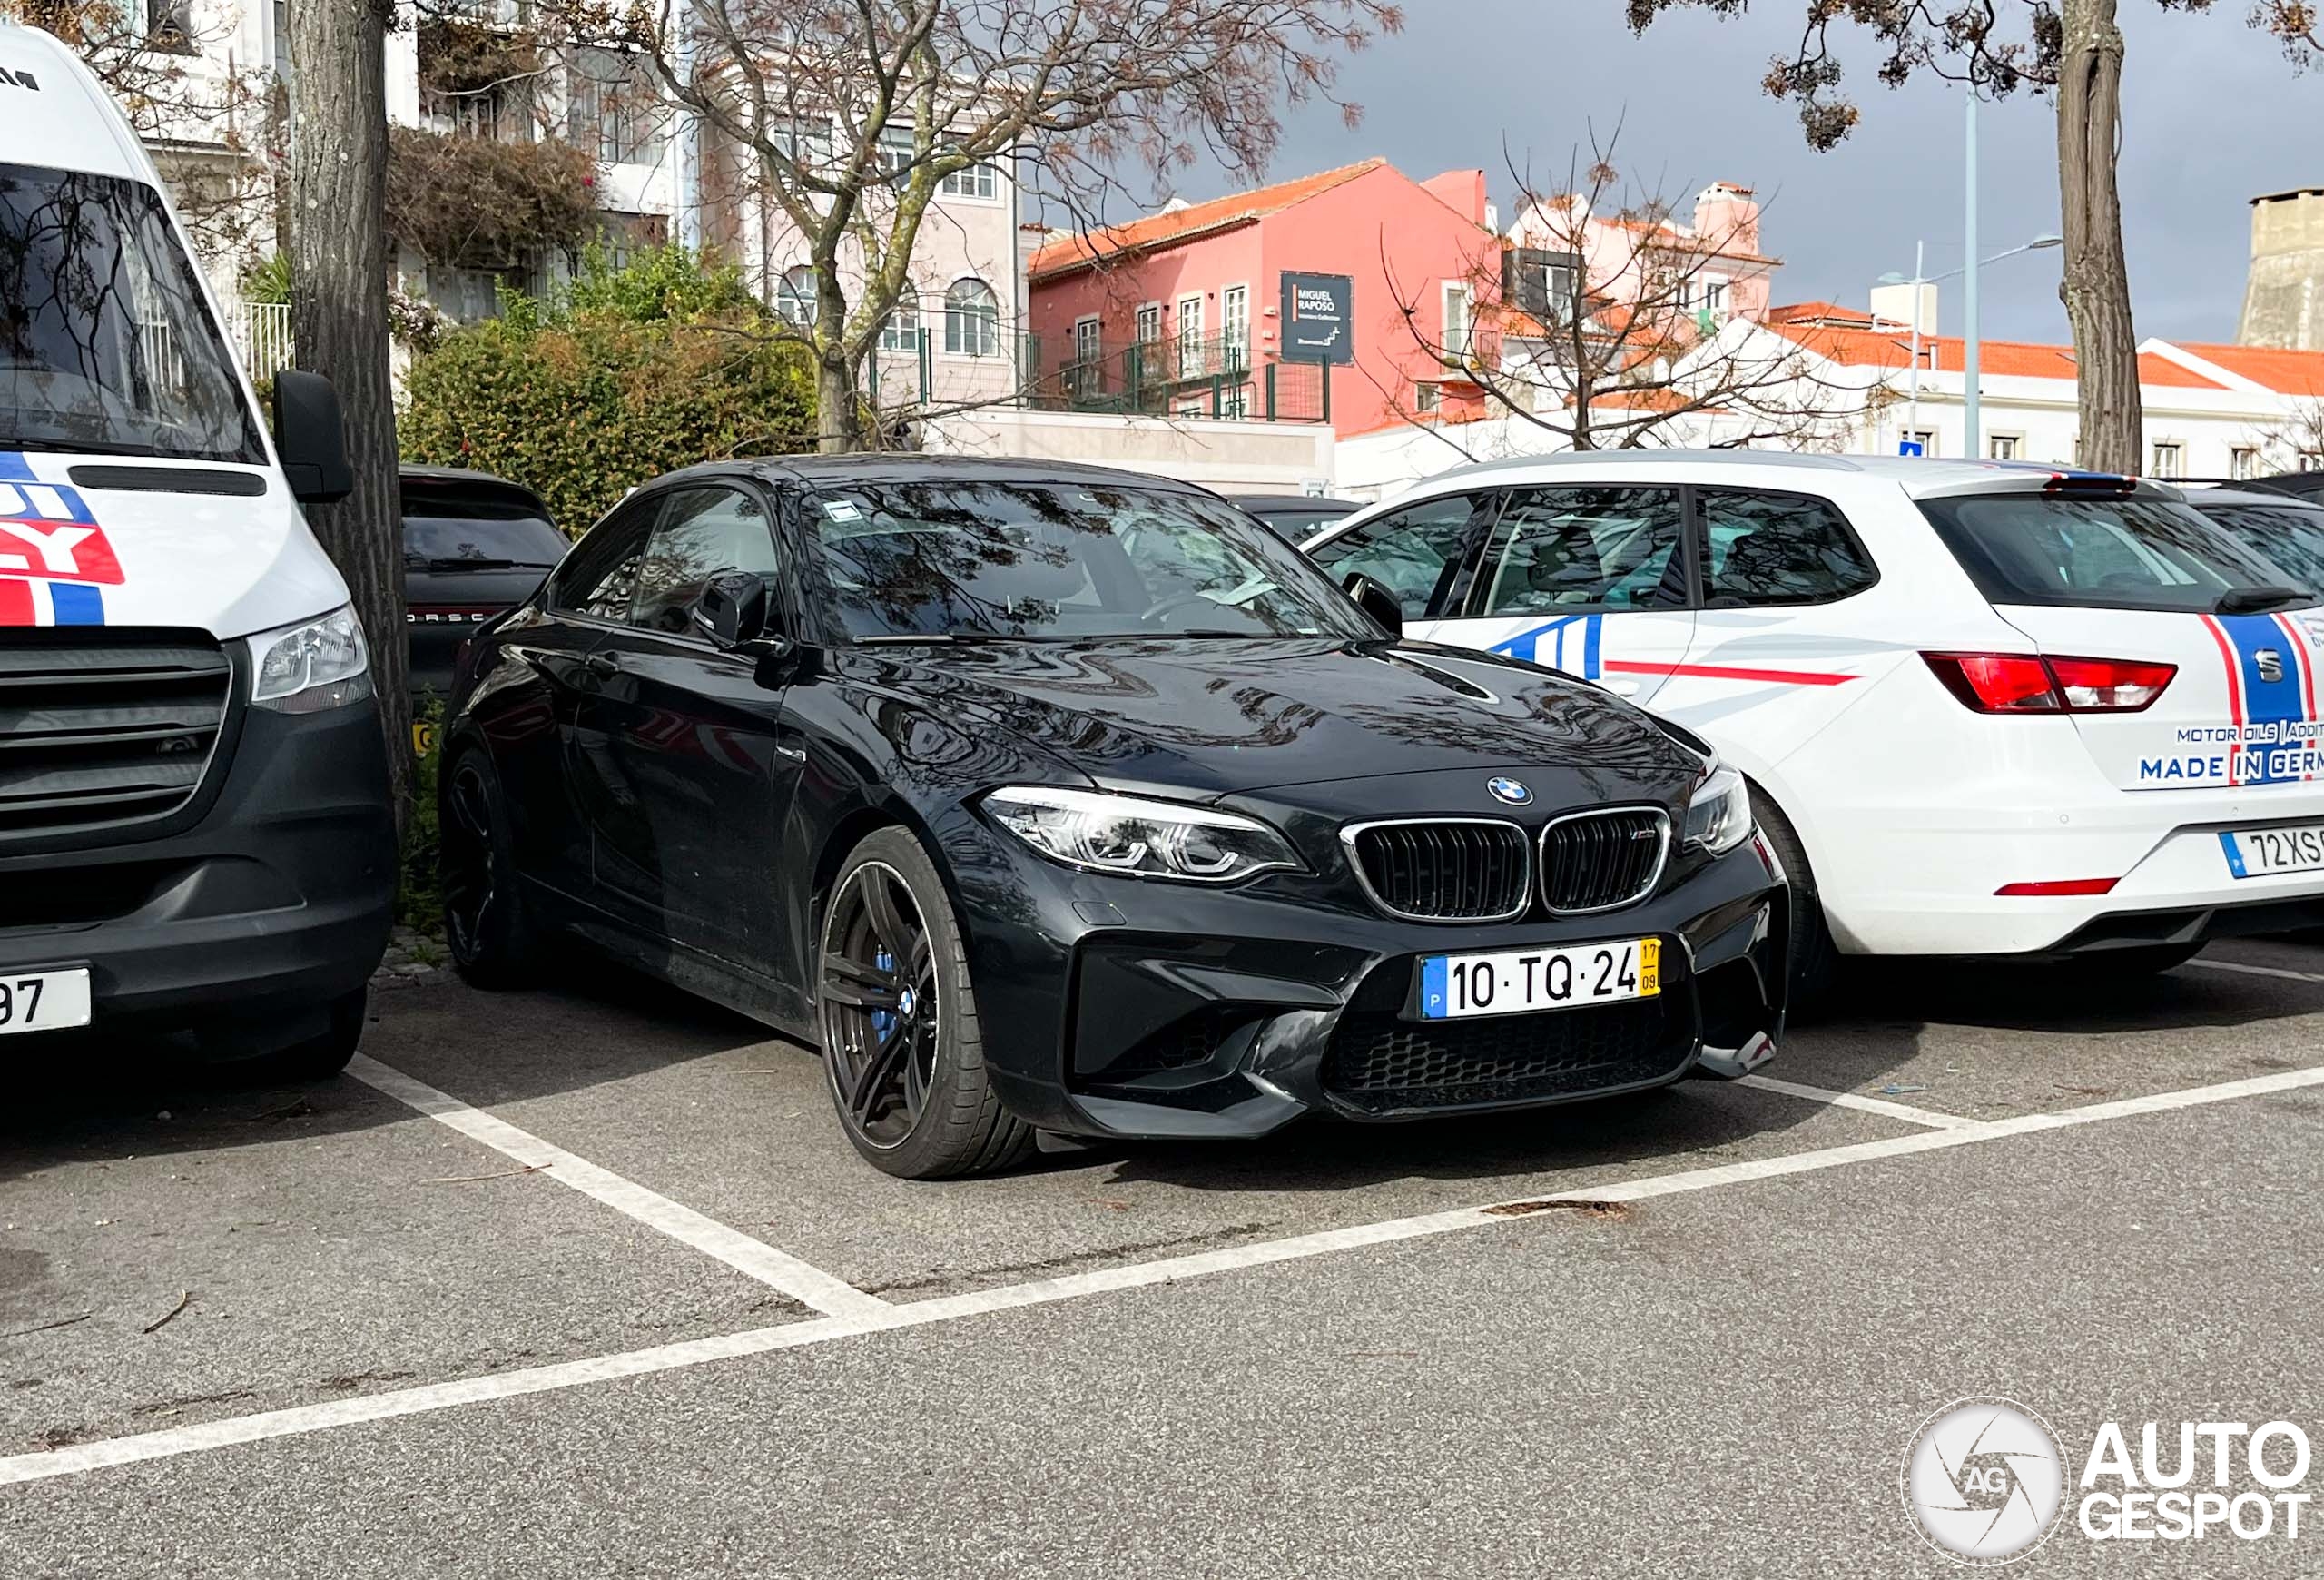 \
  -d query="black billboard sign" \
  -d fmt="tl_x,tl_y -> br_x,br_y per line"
1279,272 -> 1354,365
